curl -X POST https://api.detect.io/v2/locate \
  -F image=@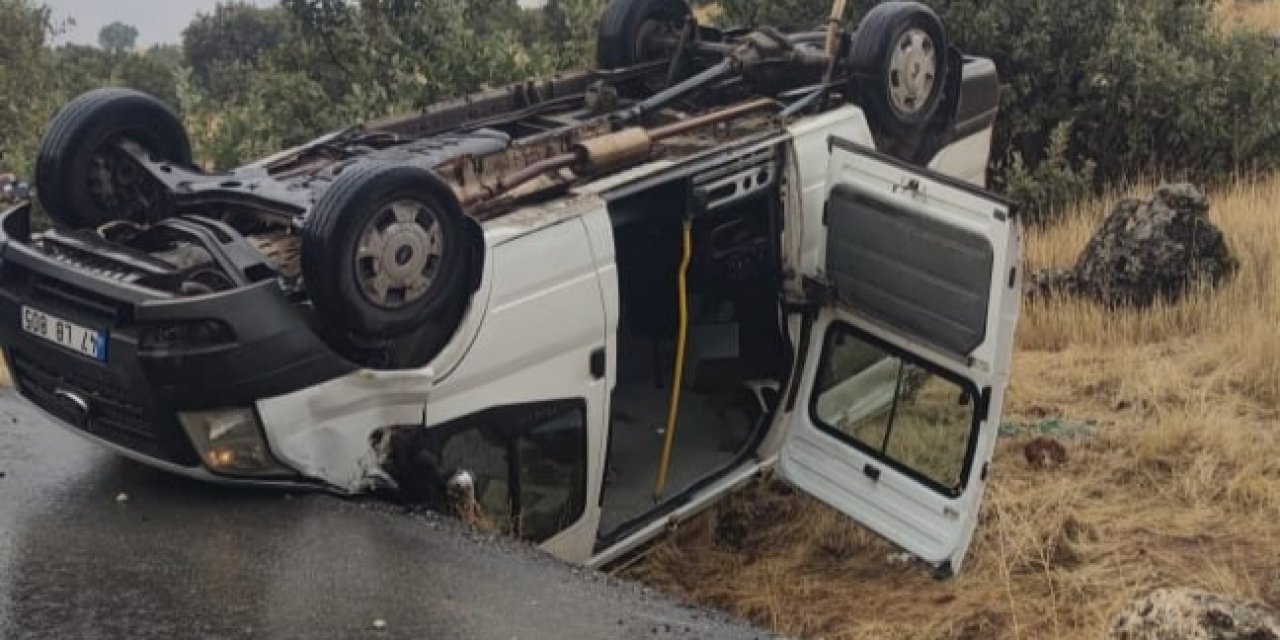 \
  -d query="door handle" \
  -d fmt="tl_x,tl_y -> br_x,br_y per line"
895,178 -> 920,193
893,178 -> 926,200
590,347 -> 606,380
